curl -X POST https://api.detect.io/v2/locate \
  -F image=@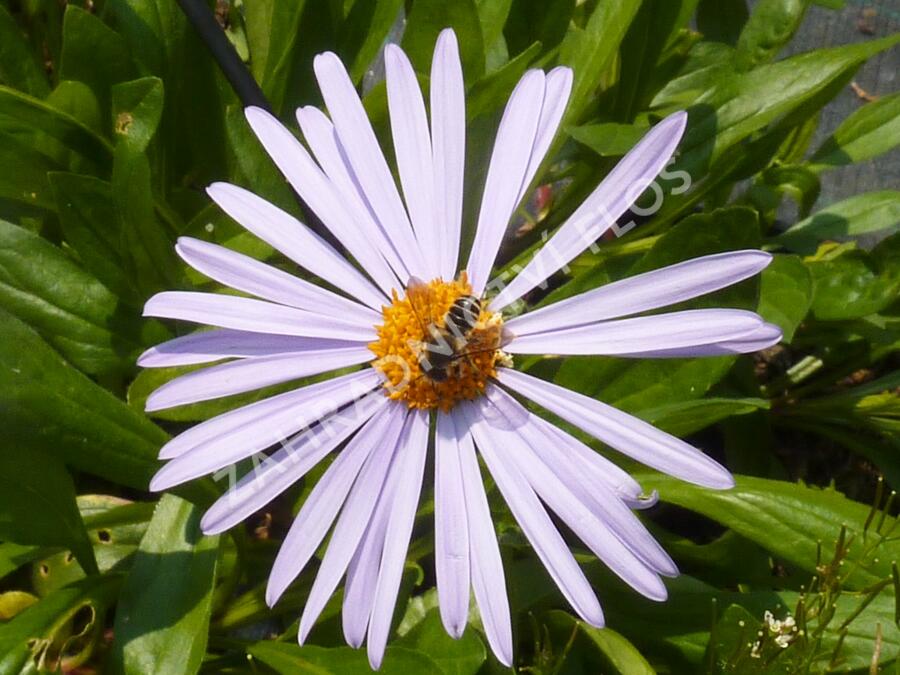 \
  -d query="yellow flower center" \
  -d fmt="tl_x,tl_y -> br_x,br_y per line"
369,273 -> 510,412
